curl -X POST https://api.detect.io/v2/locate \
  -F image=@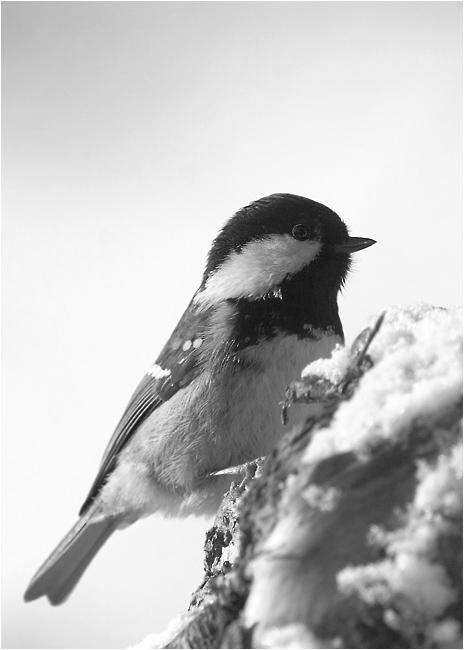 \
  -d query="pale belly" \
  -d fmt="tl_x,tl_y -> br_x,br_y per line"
100,332 -> 341,518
